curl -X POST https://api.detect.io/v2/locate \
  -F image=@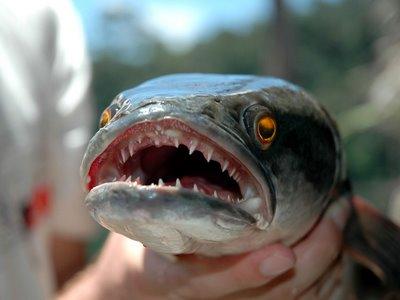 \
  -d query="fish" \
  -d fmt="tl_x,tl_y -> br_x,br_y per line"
80,74 -> 400,296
